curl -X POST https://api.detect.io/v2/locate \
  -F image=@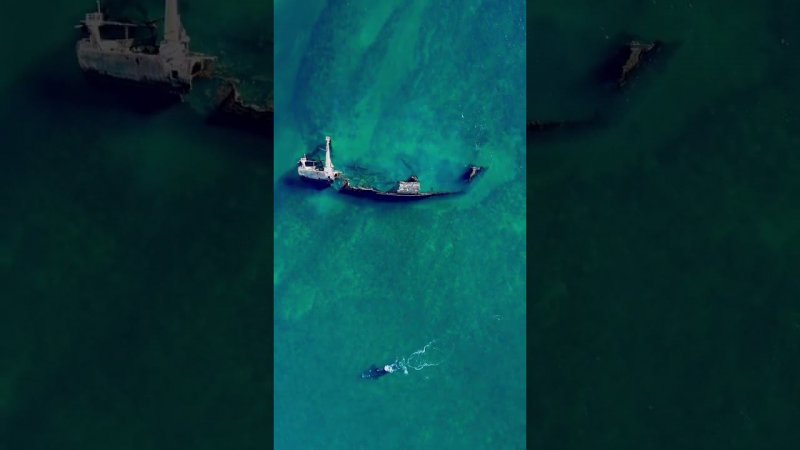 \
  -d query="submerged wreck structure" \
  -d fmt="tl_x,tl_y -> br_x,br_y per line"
340,176 -> 452,202
297,136 -> 340,187
297,136 -> 476,201
208,80 -> 274,135
462,165 -> 485,183
597,39 -> 663,88
75,0 -> 215,95
528,38 -> 665,137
